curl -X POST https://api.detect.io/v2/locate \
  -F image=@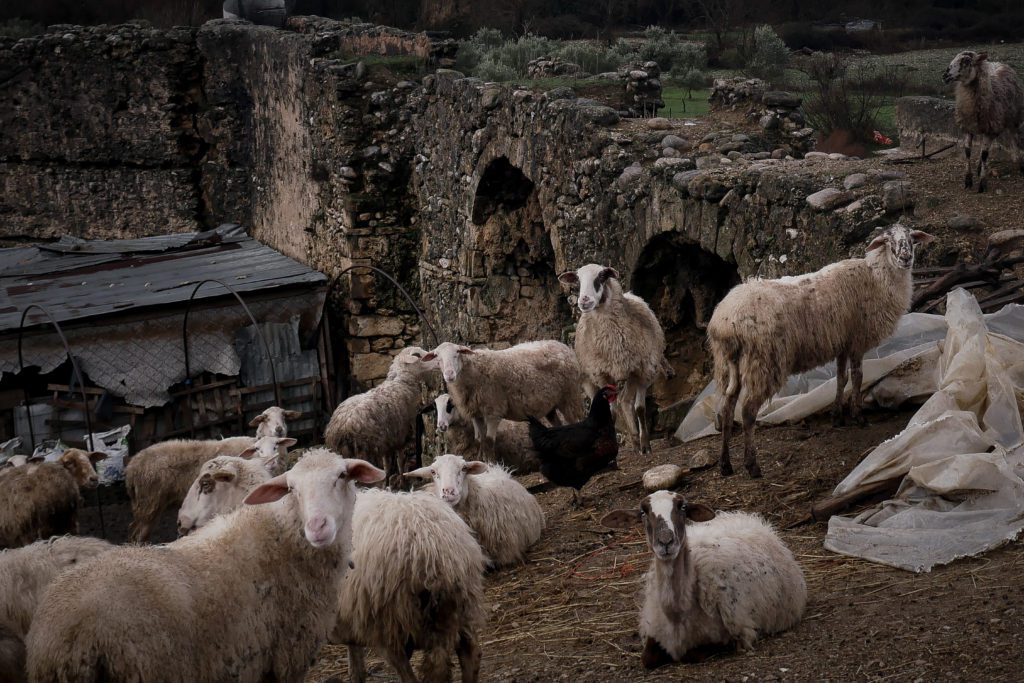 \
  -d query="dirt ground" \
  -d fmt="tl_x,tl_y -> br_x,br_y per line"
305,406 -> 1024,682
